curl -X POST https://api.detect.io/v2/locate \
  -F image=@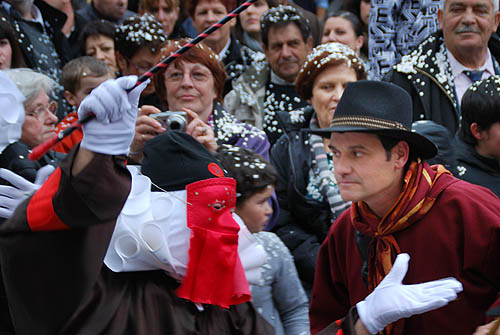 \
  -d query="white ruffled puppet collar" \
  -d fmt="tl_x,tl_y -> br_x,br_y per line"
104,166 -> 267,285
